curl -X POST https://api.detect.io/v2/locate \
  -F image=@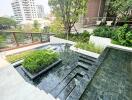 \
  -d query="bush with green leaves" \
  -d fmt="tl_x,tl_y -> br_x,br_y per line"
112,24 -> 132,47
22,50 -> 59,74
75,42 -> 103,54
55,30 -> 90,42
92,26 -> 113,38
